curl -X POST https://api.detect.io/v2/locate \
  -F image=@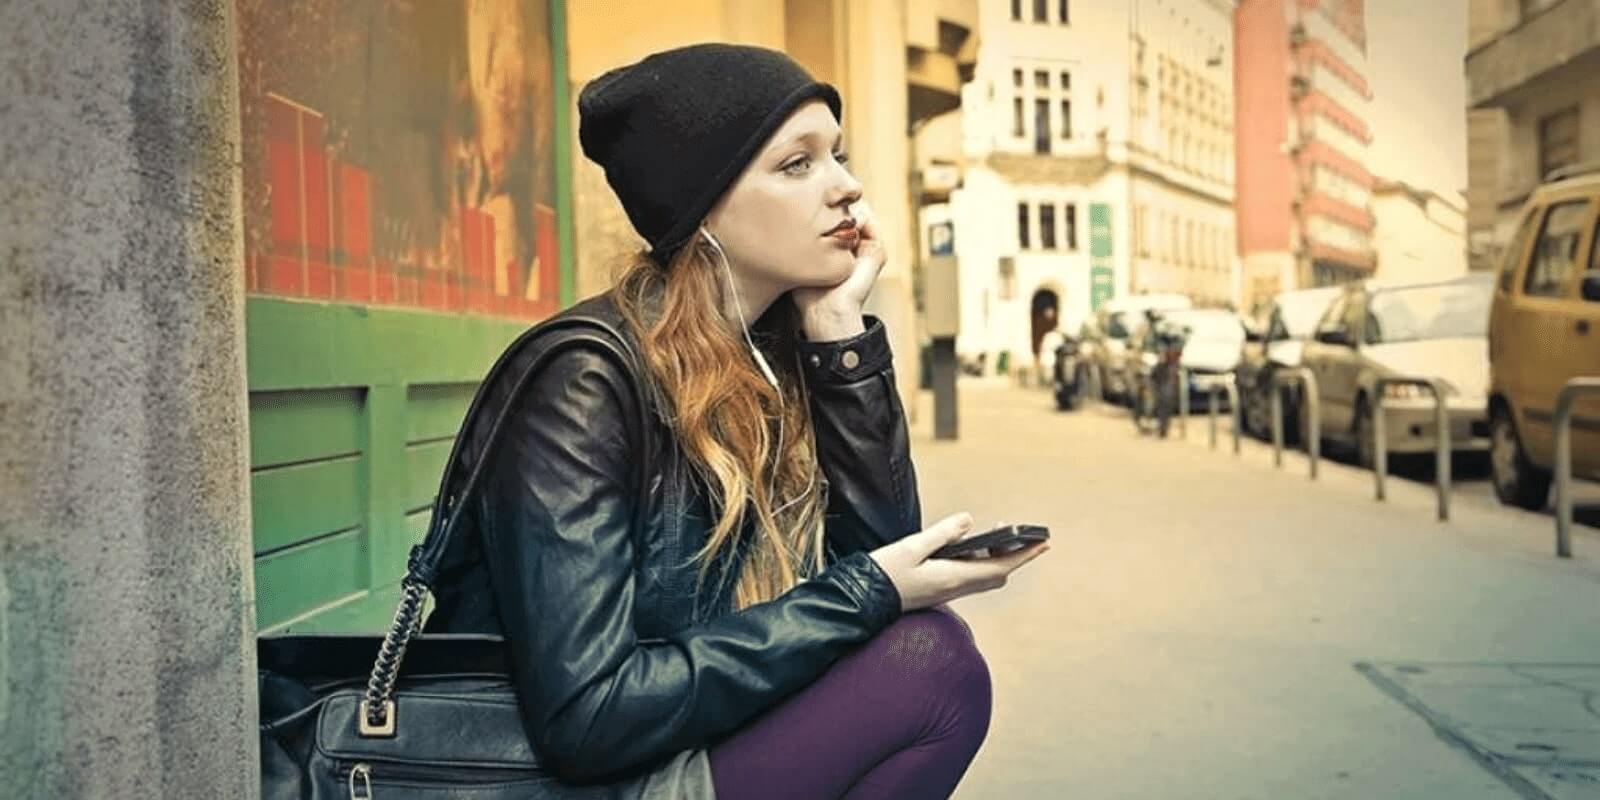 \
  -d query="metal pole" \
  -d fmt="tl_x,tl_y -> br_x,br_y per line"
1270,380 -> 1284,468
1374,390 -> 1388,502
1554,378 -> 1600,558
1208,385 -> 1218,449
1432,378 -> 1450,522
1272,370 -> 1317,478
1226,378 -> 1242,455
1298,368 -> 1321,480
1373,377 -> 1452,519
1178,367 -> 1190,439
